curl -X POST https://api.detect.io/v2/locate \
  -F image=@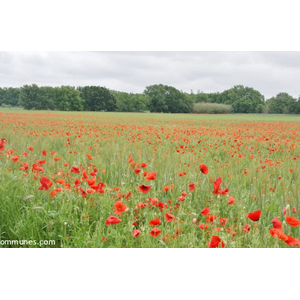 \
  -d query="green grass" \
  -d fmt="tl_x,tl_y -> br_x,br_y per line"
0,109 -> 299,247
